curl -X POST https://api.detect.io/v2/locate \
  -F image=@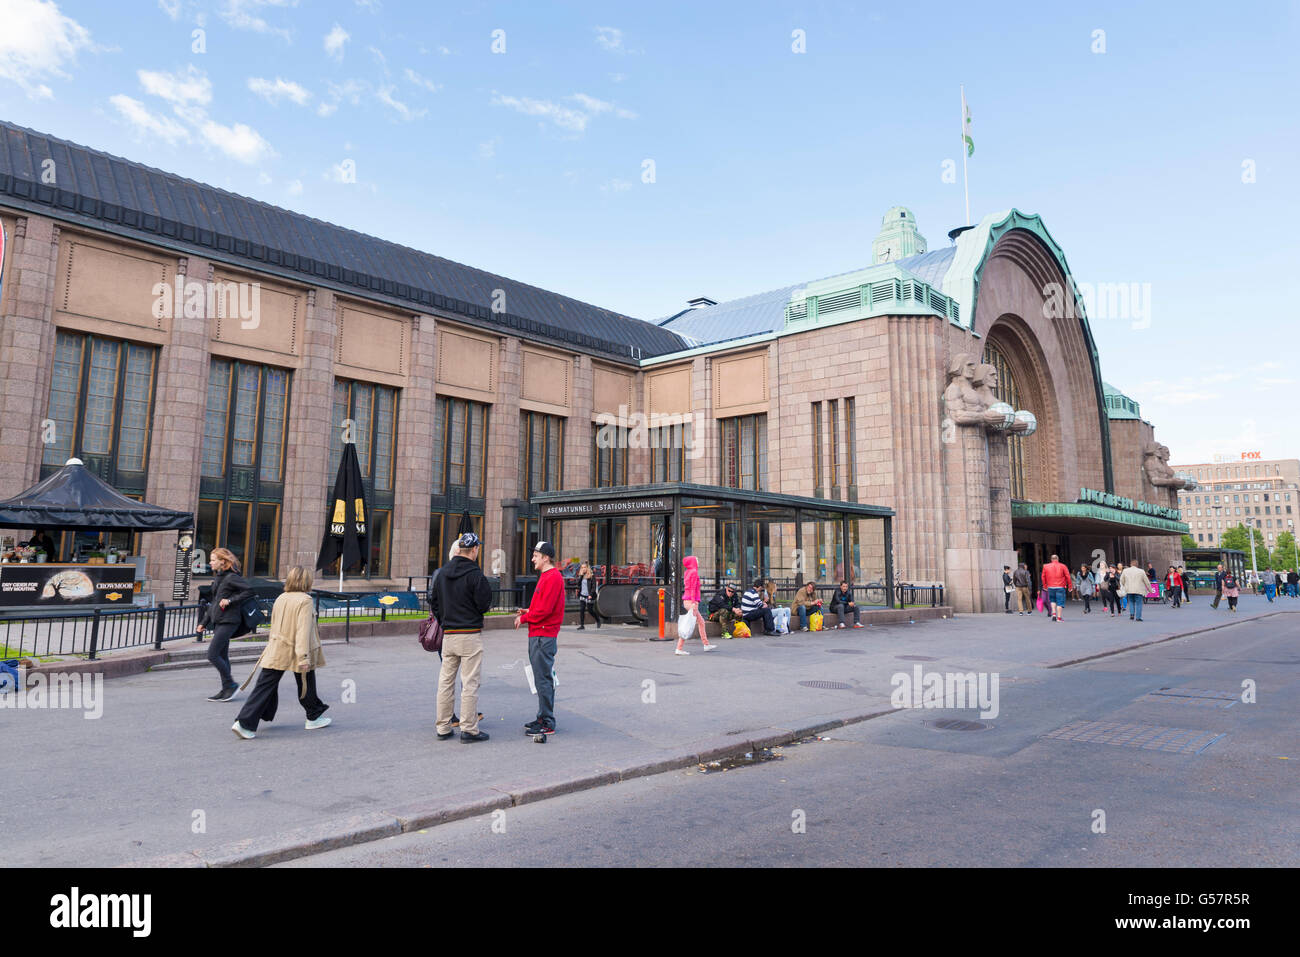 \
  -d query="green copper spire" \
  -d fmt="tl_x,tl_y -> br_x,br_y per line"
872,206 -> 928,264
